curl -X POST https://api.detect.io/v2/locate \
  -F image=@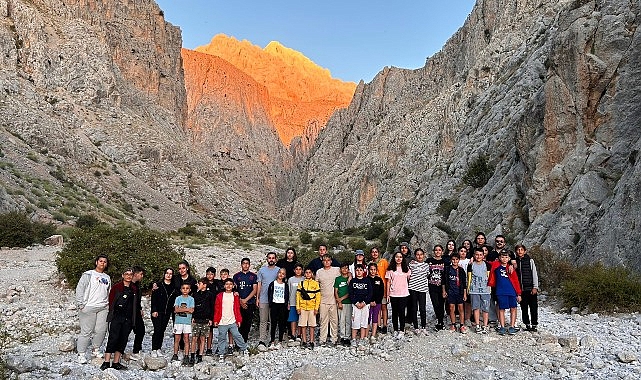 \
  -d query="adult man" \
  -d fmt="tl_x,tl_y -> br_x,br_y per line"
306,245 -> 340,274
75,255 -> 111,364
130,266 -> 145,360
369,247 -> 389,333
316,254 -> 341,346
233,257 -> 258,342
255,252 -> 280,351
487,235 -> 514,262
